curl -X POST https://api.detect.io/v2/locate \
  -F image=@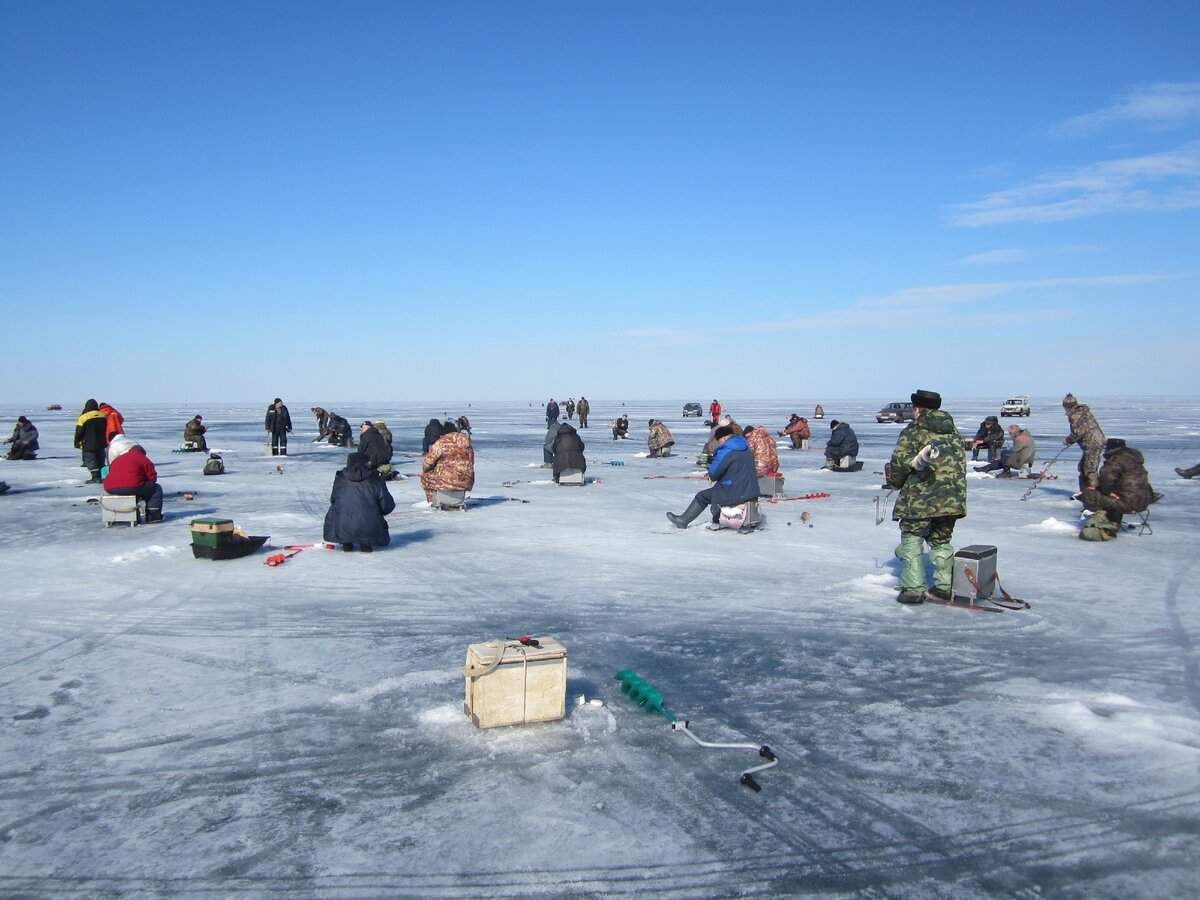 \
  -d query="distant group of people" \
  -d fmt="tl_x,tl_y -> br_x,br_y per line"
7,391 -> 1183,564
545,397 -> 590,428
